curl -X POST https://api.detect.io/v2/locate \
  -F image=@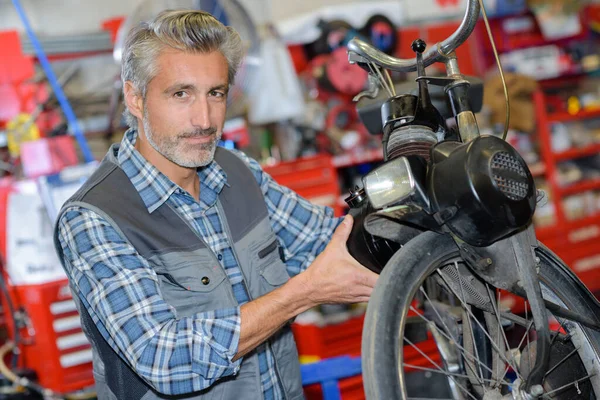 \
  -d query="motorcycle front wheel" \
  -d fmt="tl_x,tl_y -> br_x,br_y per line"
362,231 -> 600,399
